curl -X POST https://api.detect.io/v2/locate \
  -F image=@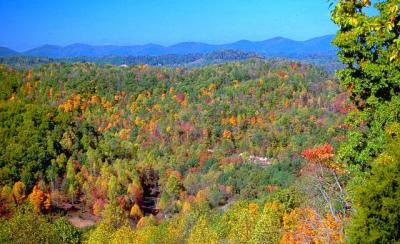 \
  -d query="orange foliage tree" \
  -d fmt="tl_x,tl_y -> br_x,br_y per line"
28,185 -> 51,213
281,207 -> 344,243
